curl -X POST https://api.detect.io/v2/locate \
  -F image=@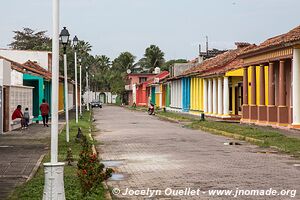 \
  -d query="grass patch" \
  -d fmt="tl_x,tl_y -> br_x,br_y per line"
157,111 -> 197,122
8,111 -> 106,200
158,111 -> 300,158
